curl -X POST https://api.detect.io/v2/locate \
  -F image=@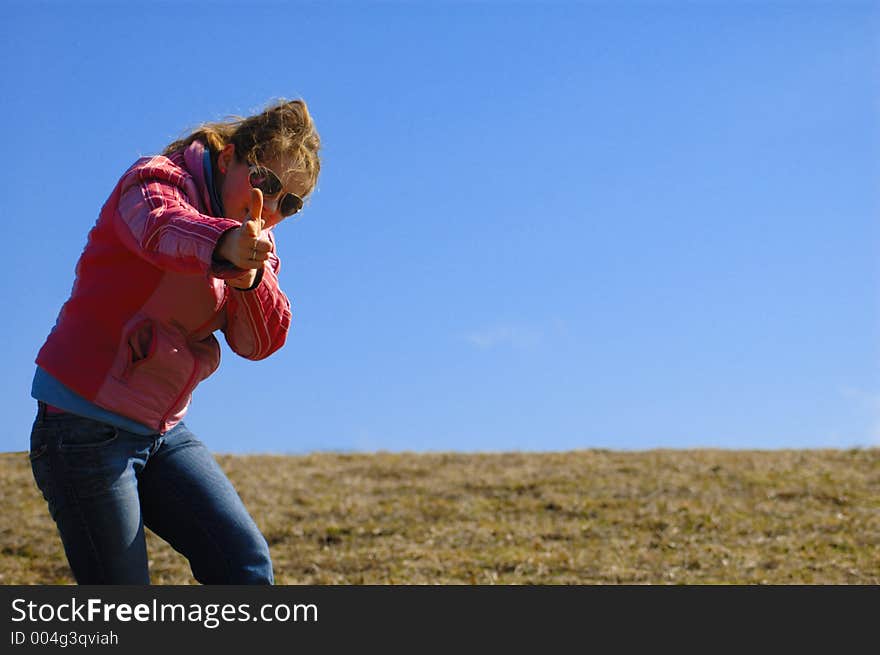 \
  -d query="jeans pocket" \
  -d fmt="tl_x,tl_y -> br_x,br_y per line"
58,420 -> 119,451
57,420 -> 124,495
29,426 -> 58,514
29,427 -> 50,462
